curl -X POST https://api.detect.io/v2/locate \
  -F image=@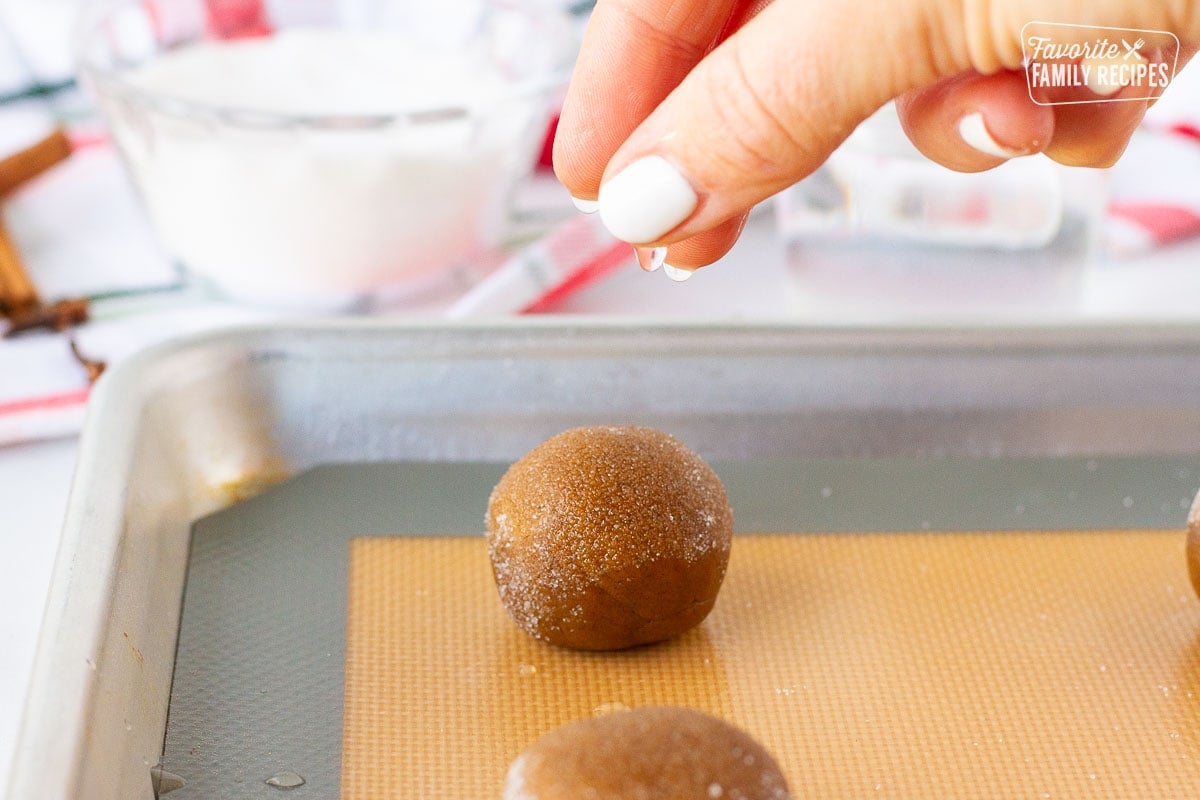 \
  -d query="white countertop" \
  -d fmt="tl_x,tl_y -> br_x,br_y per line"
0,437 -> 77,789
